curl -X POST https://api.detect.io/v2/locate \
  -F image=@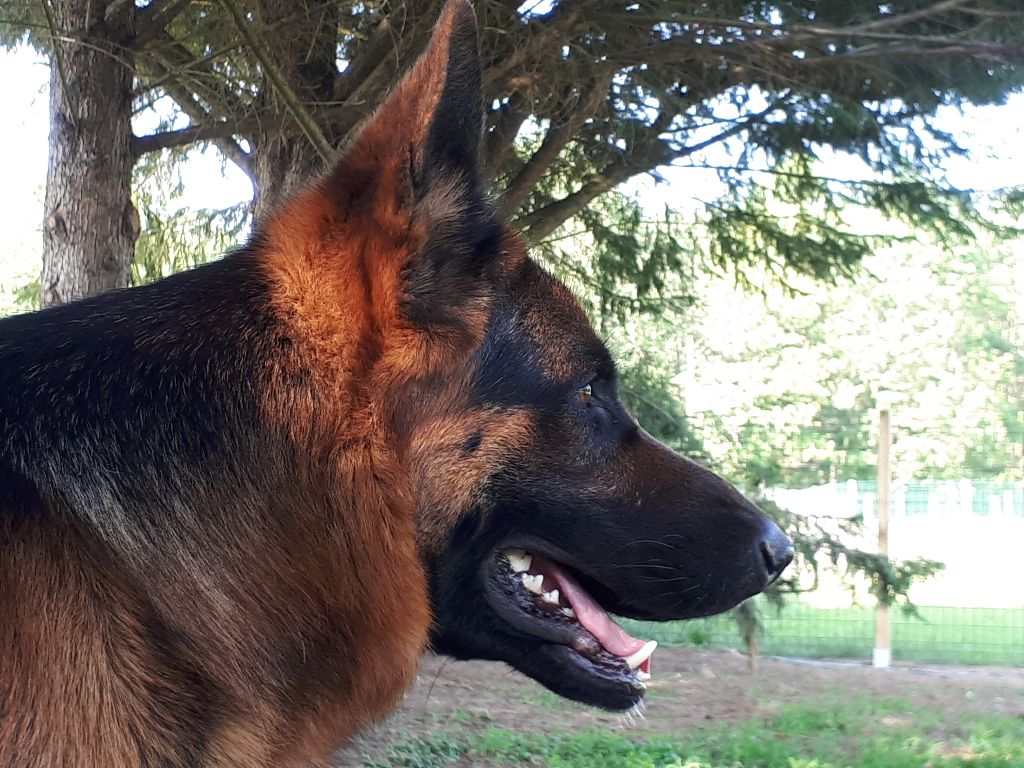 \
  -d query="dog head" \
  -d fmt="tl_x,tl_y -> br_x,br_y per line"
270,0 -> 792,712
